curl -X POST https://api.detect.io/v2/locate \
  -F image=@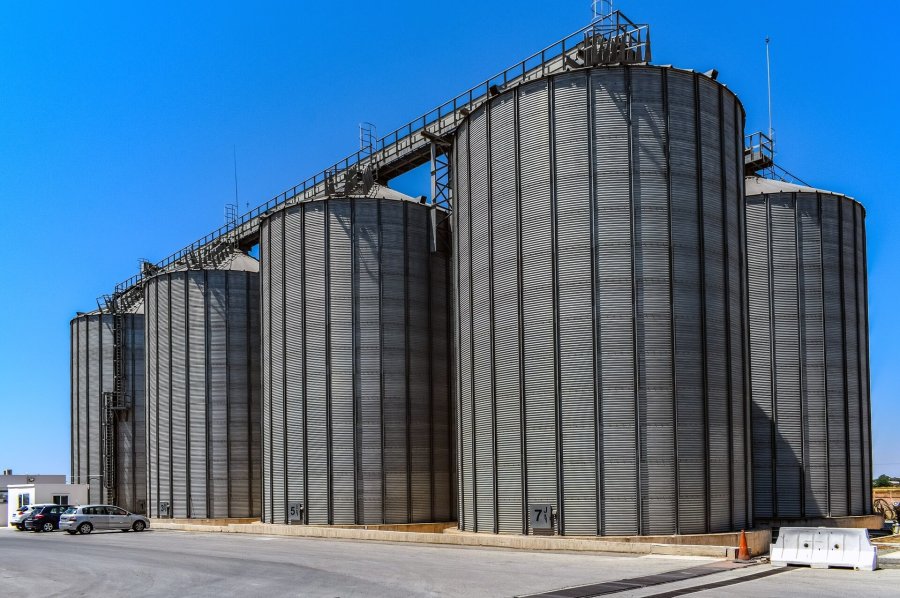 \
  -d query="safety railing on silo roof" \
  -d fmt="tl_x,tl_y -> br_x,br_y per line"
110,11 -> 650,298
